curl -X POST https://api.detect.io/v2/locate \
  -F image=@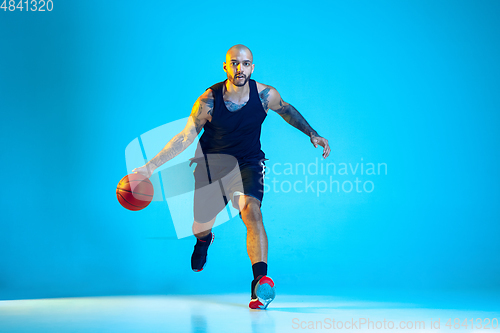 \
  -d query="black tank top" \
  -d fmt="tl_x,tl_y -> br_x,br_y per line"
195,79 -> 267,162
